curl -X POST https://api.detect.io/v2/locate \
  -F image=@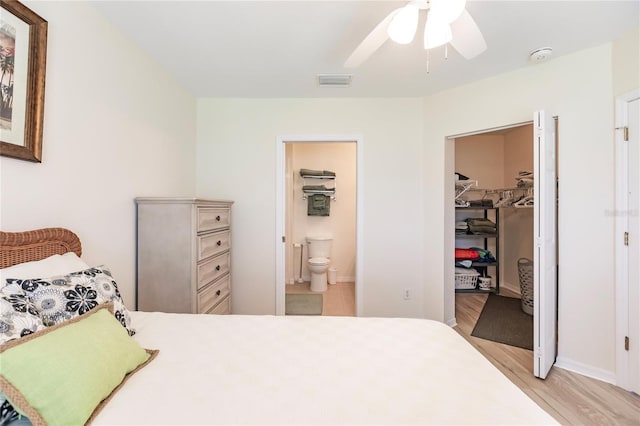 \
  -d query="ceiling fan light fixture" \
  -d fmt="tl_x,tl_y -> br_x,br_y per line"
424,15 -> 452,49
429,0 -> 466,23
387,4 -> 419,44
